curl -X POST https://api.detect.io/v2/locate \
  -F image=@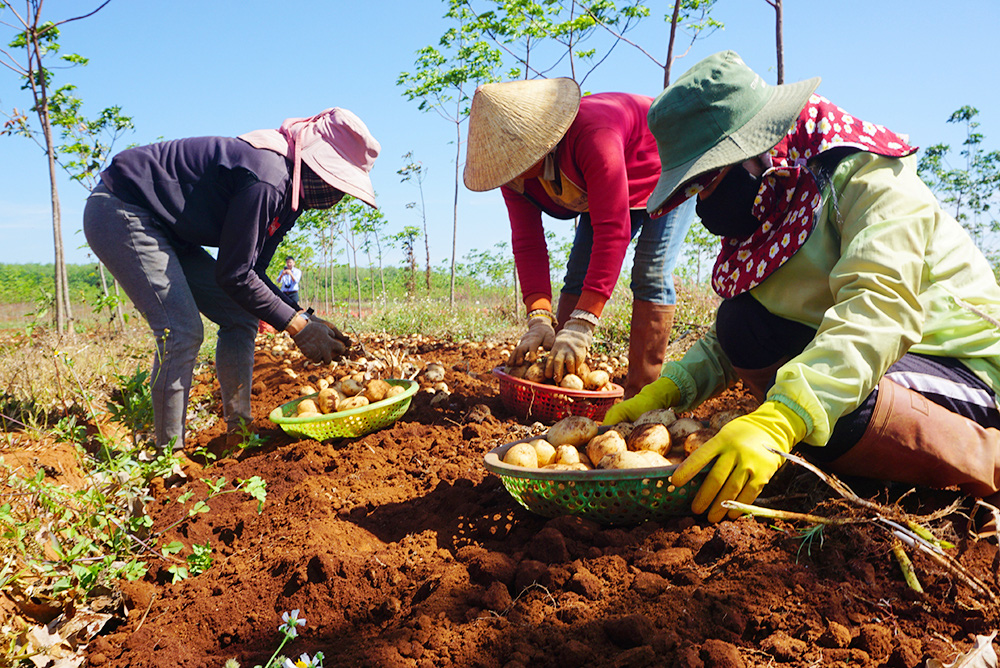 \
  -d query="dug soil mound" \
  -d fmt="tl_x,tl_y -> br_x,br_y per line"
66,333 -> 1000,666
